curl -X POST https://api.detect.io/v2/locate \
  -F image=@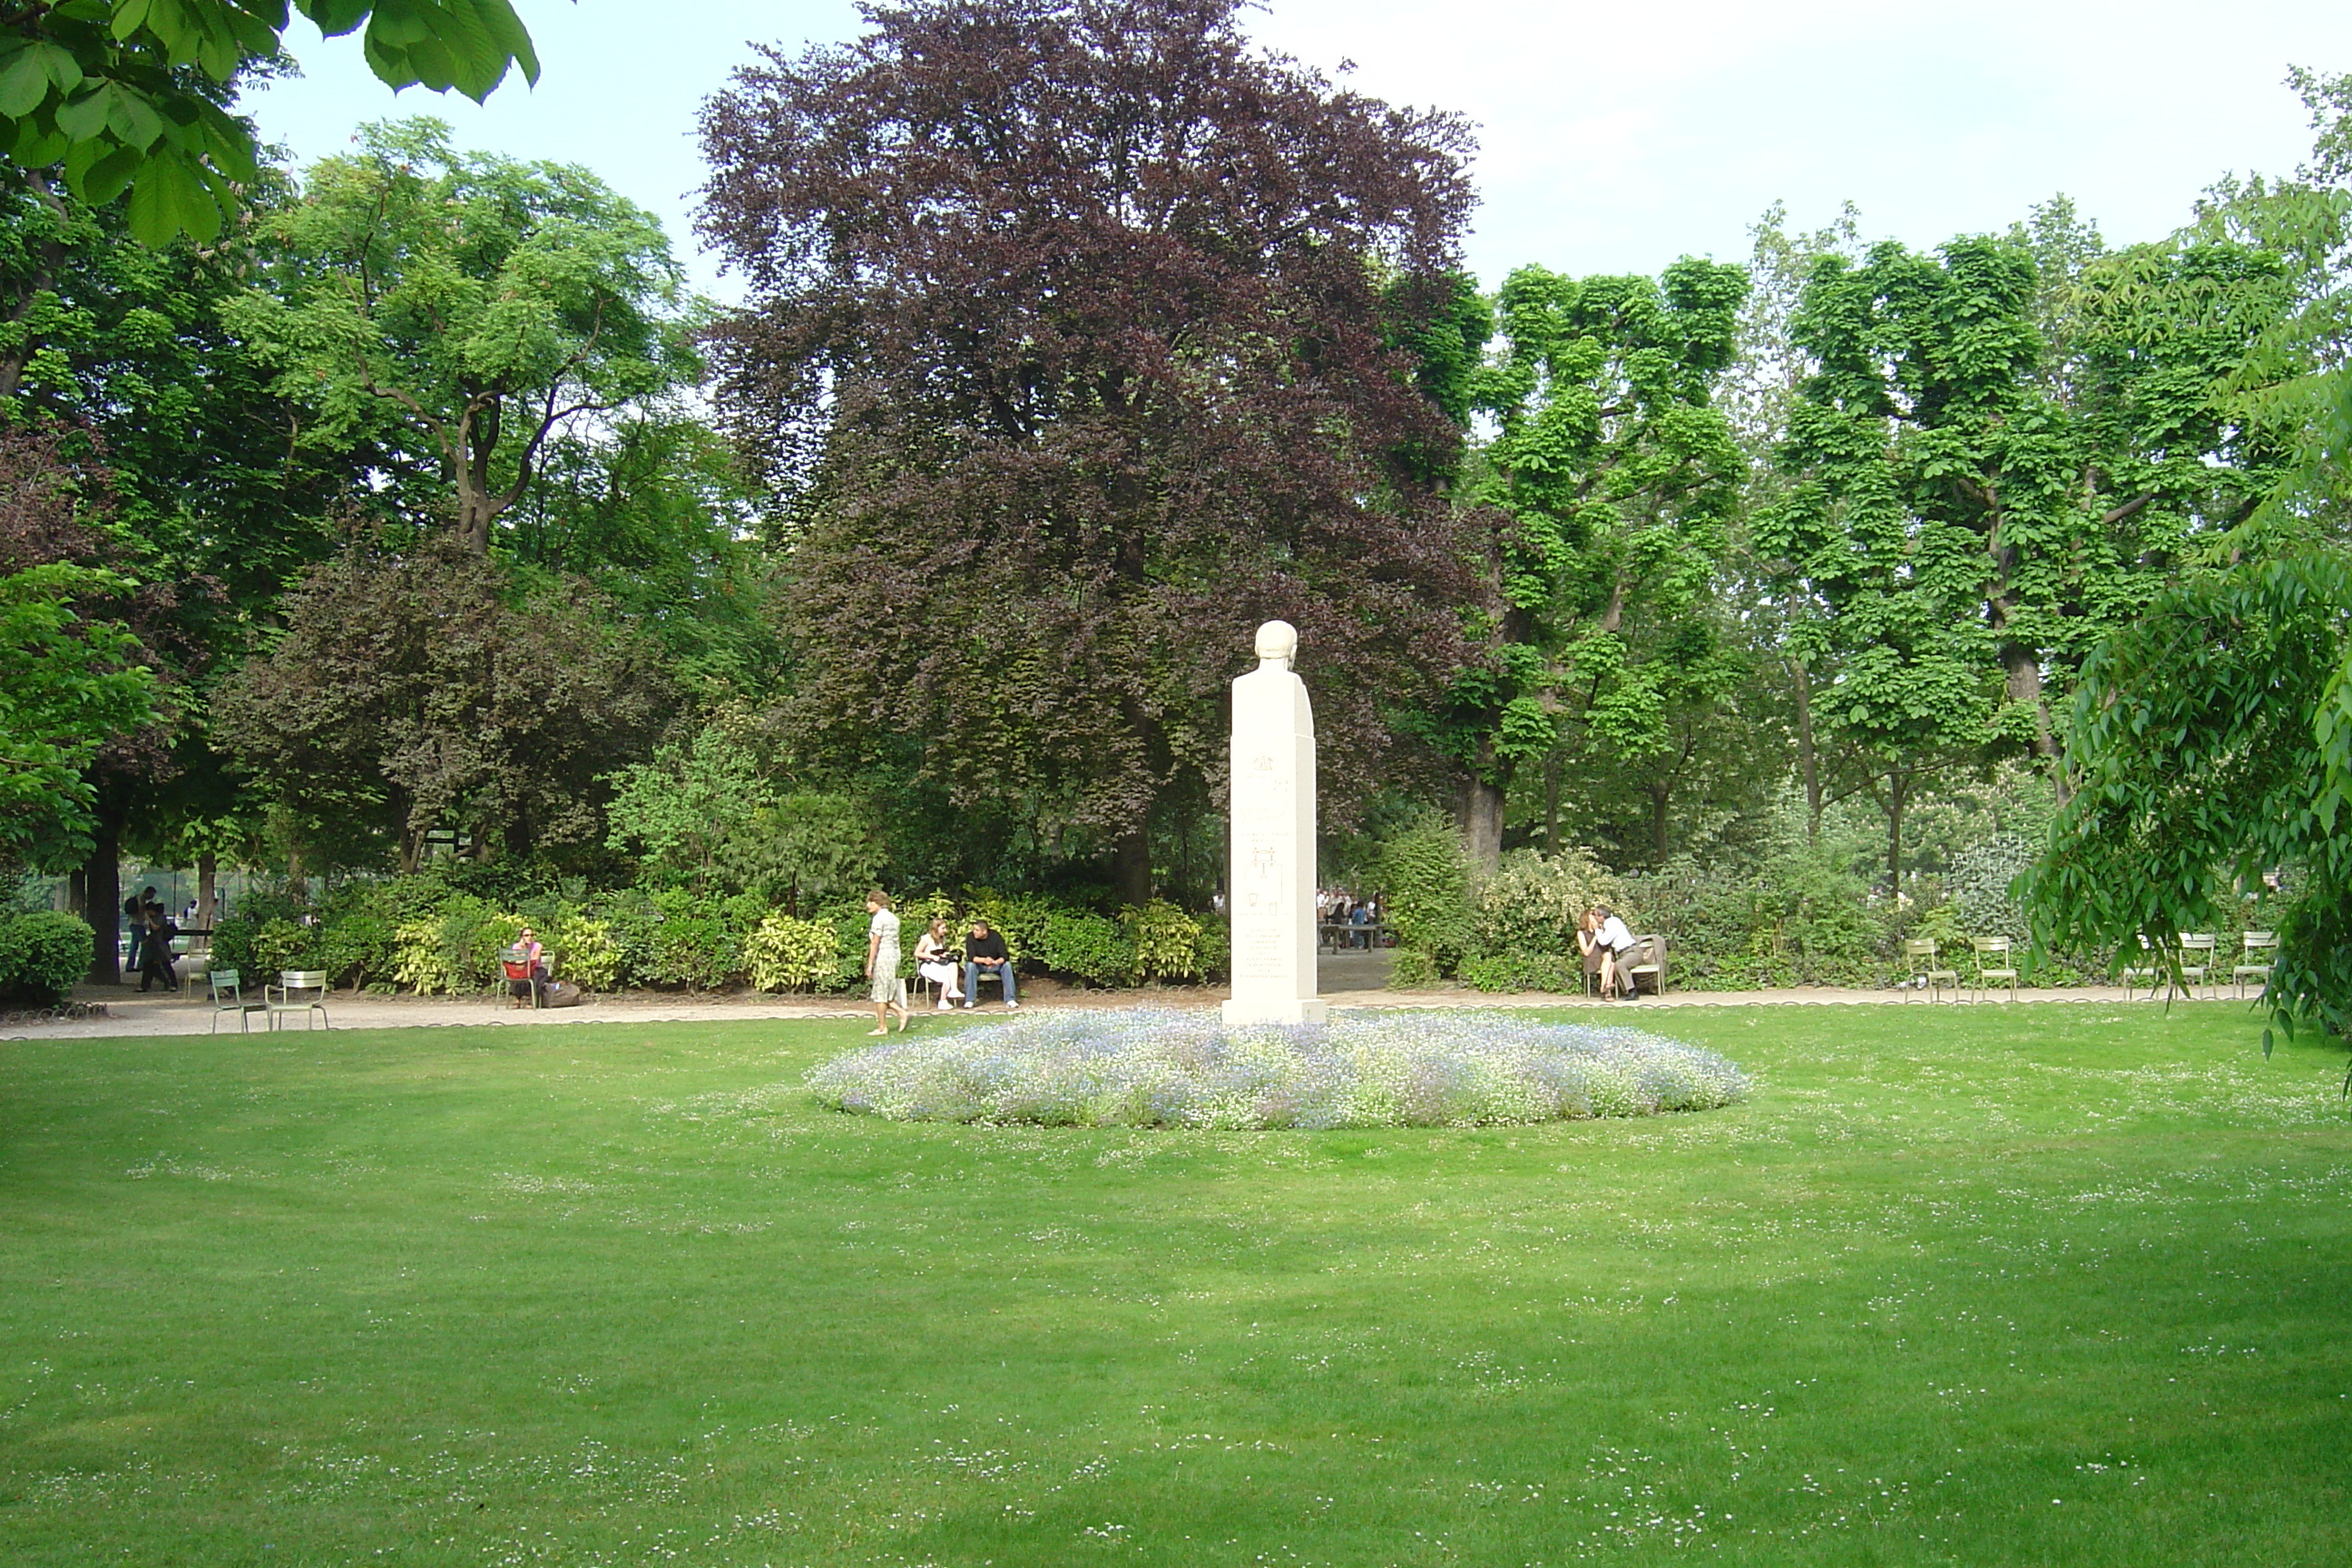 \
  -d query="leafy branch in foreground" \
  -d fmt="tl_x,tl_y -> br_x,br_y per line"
0,1 -> 556,244
2023,550 -> 2352,1049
